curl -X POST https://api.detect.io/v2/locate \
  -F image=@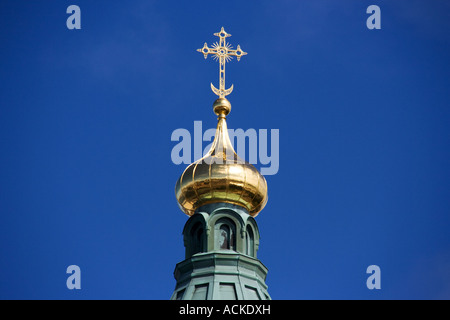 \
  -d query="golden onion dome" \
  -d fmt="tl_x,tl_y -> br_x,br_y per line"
175,98 -> 268,217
